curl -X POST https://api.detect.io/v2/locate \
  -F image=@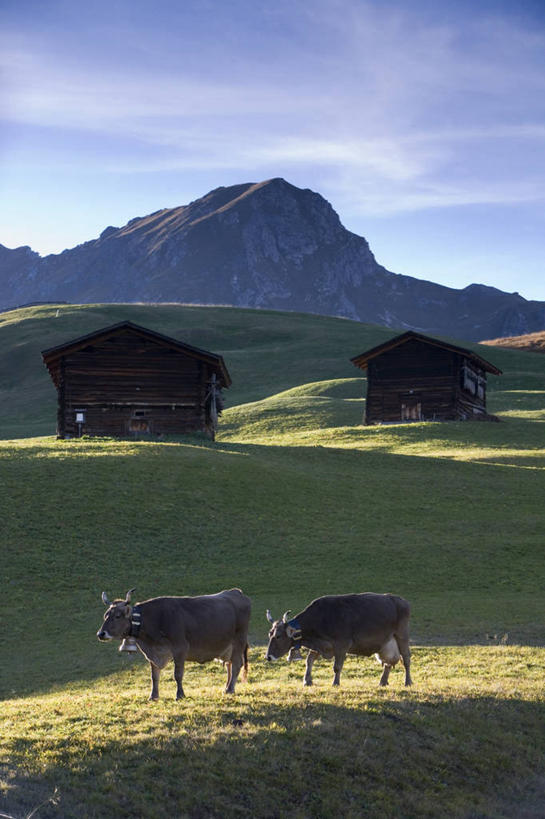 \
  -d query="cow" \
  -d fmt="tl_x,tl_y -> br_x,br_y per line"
97,587 -> 251,700
265,593 -> 412,688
